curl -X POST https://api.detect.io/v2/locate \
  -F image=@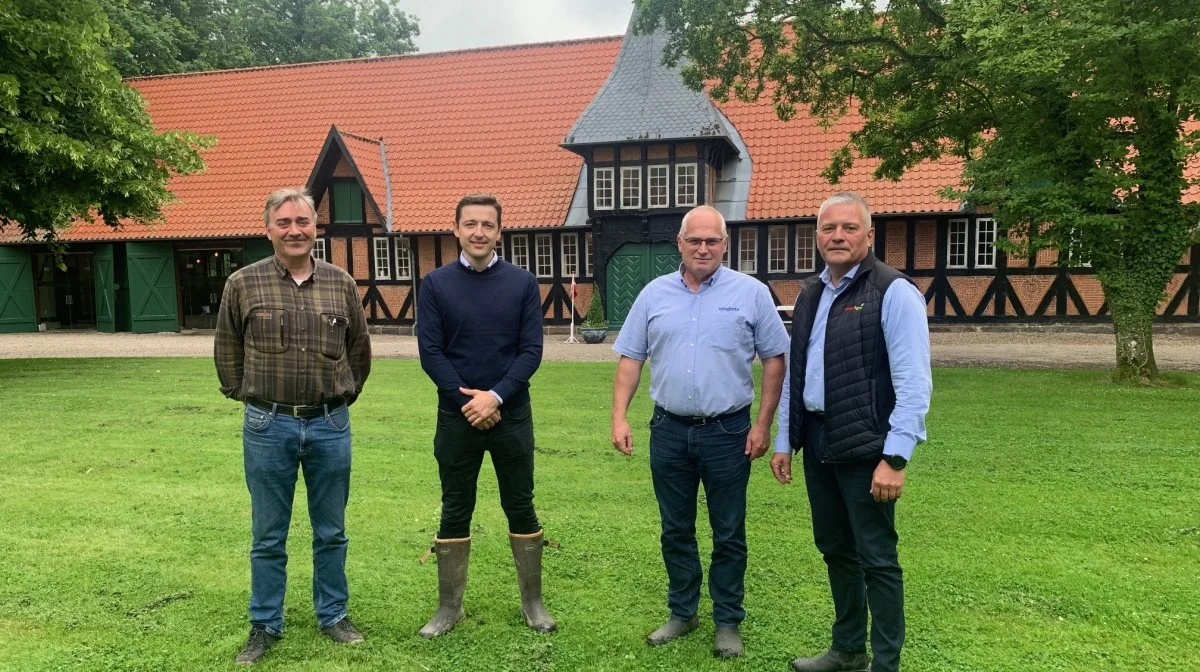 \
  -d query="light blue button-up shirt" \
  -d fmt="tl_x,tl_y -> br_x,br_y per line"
614,265 -> 791,417
774,263 -> 932,460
